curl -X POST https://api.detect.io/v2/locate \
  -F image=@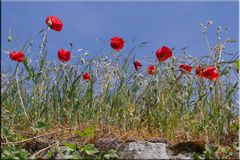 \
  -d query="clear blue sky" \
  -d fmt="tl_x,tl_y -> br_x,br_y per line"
1,1 -> 239,71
